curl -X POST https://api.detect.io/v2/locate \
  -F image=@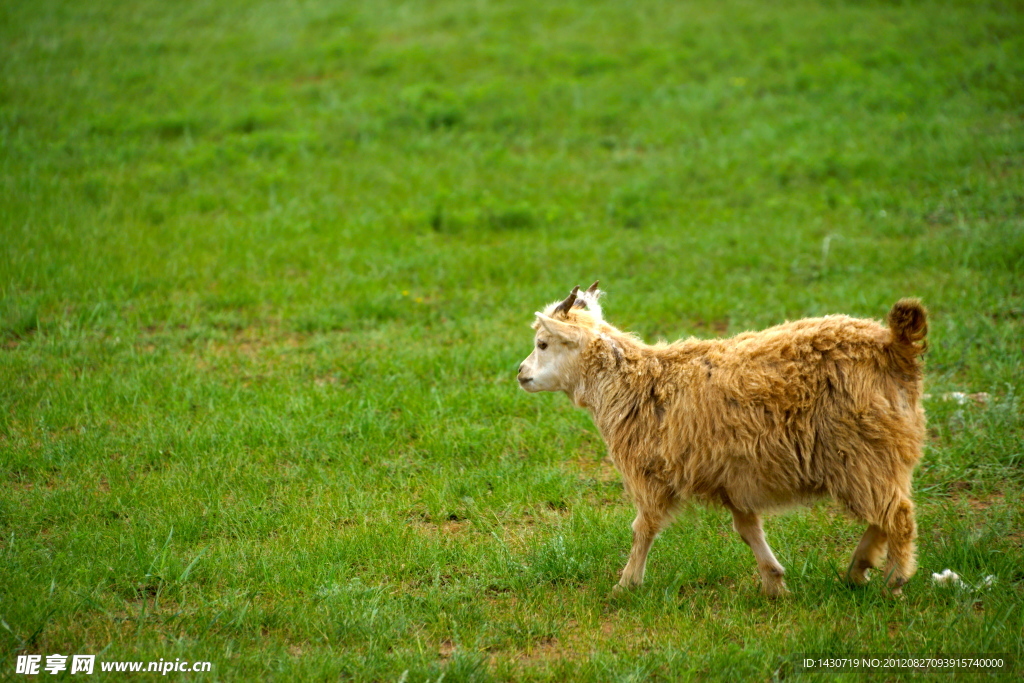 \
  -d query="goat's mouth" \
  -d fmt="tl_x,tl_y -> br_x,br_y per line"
518,376 -> 533,385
